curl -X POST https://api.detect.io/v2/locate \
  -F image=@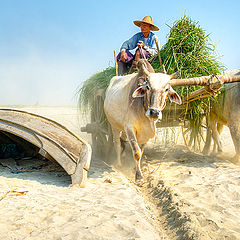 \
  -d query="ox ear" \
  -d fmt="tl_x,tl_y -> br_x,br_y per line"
132,84 -> 148,98
168,87 -> 182,105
